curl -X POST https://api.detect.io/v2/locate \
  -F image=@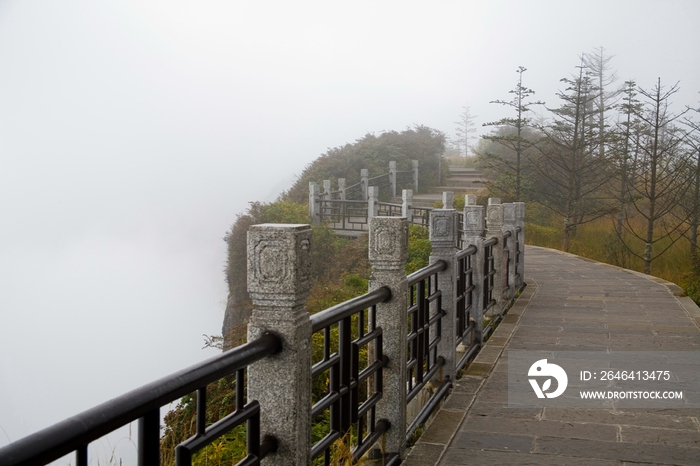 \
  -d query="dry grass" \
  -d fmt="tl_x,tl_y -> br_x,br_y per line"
525,210 -> 699,304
